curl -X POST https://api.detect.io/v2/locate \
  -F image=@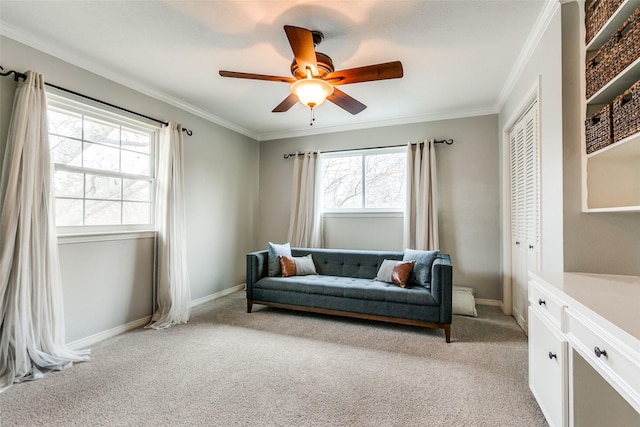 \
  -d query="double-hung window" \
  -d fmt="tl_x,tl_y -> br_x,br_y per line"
47,94 -> 158,232
321,147 -> 406,213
